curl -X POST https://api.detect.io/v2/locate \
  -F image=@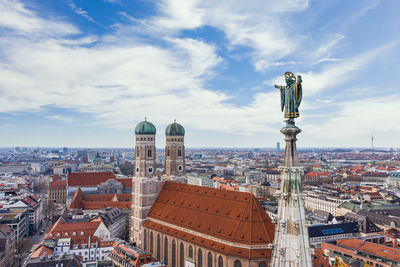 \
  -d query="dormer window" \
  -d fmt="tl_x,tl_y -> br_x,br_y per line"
65,232 -> 68,237
57,233 -> 61,237
49,234 -> 53,238
81,231 -> 84,236
73,232 -> 76,236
